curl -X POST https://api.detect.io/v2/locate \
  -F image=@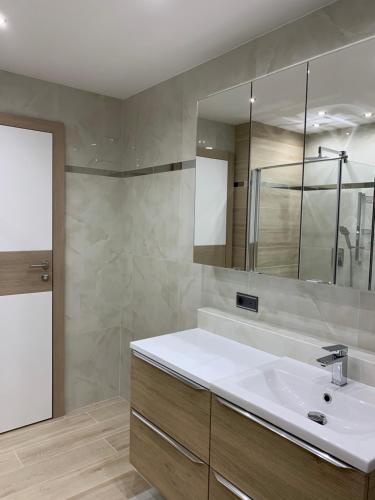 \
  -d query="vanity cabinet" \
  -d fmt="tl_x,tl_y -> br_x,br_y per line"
210,395 -> 369,500
130,352 -> 375,500
131,352 -> 211,462
130,410 -> 209,500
